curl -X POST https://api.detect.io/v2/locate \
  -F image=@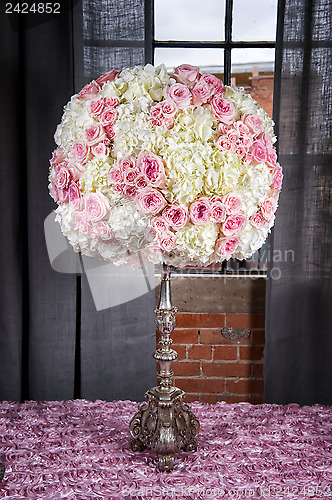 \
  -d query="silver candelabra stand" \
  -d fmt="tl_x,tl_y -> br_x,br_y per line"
129,263 -> 200,471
